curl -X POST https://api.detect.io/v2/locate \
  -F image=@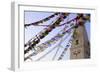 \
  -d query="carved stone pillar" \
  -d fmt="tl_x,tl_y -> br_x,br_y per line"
70,24 -> 90,59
